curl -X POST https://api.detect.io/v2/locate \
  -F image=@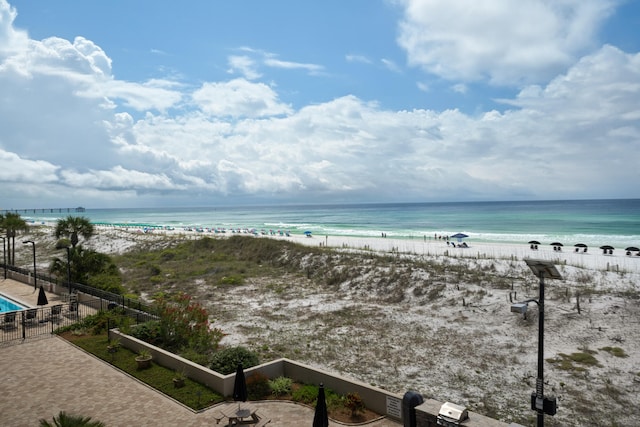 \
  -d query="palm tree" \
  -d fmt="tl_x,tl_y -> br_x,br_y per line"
0,212 -> 29,265
48,245 -> 123,294
54,216 -> 94,248
39,411 -> 105,427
